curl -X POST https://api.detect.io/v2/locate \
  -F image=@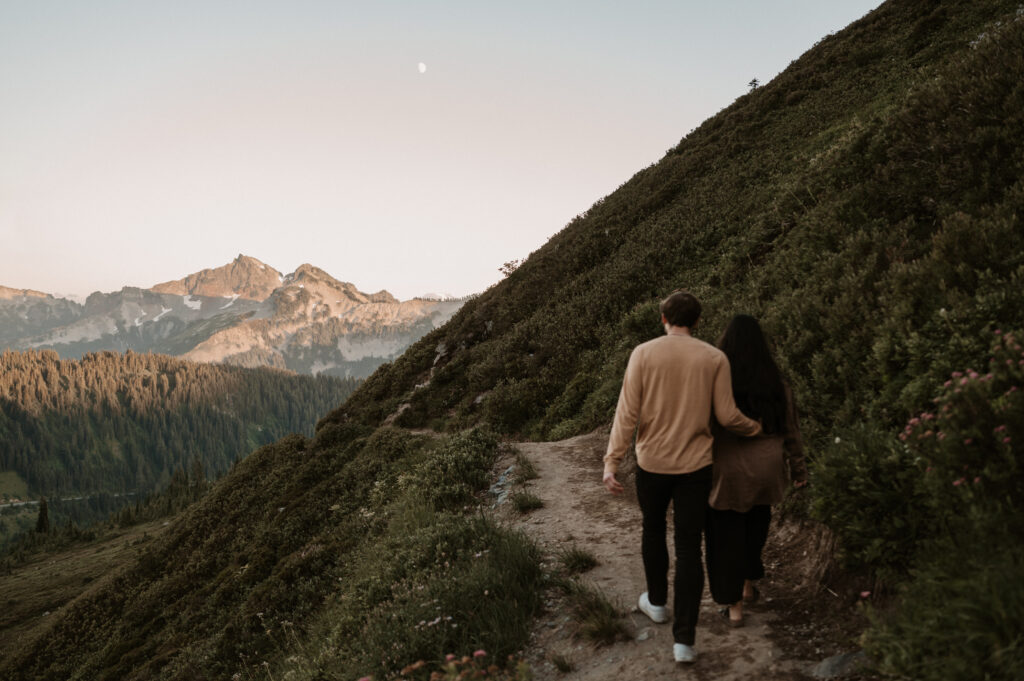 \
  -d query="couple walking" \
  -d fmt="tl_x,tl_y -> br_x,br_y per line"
602,290 -> 807,664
